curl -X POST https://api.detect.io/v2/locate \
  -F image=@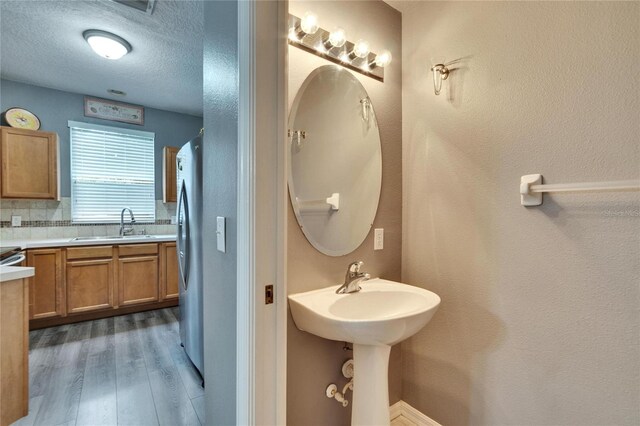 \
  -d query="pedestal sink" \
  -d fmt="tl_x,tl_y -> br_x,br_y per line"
288,278 -> 441,426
